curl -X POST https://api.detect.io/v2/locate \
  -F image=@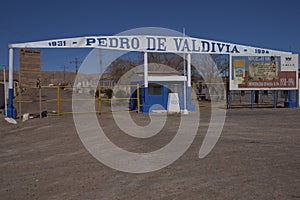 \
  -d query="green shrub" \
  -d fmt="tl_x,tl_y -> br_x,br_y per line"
95,89 -> 100,98
104,89 -> 113,98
